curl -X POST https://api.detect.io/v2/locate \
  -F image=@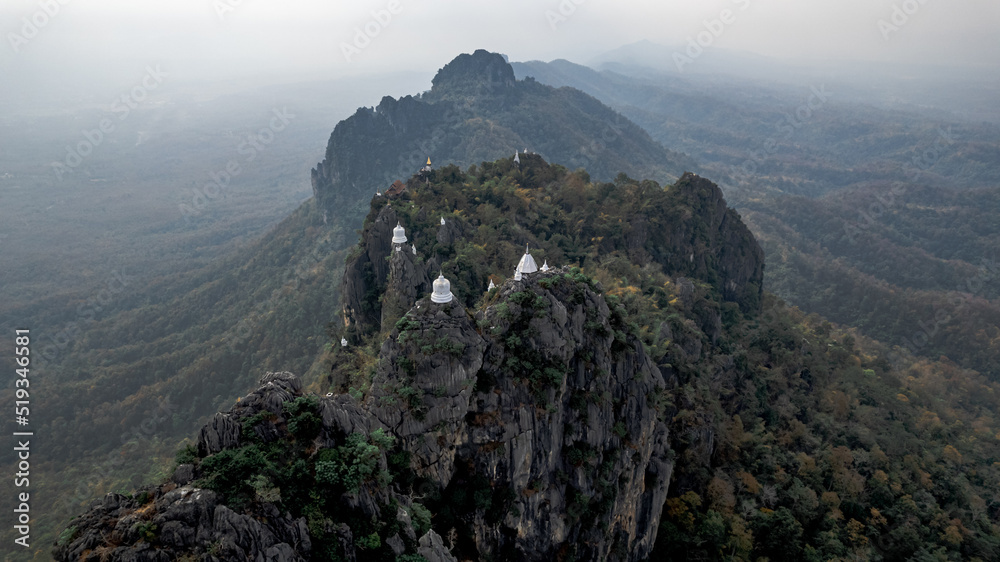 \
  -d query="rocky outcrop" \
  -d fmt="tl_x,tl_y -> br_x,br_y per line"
672,173 -> 765,312
369,297 -> 487,486
58,268 -> 672,562
644,172 -> 765,313
53,484 -> 310,562
340,204 -> 399,335
381,242 -> 429,331
366,269 -> 671,560
311,50 -> 693,221
198,371 -> 302,456
341,201 -> 436,340
429,49 -> 517,105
